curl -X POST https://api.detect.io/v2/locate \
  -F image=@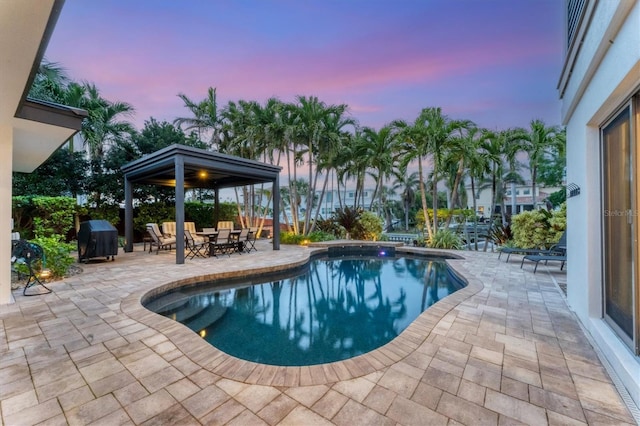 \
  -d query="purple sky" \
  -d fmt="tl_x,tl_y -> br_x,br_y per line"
46,0 -> 564,132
